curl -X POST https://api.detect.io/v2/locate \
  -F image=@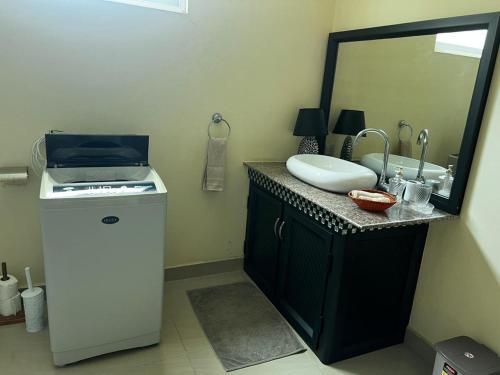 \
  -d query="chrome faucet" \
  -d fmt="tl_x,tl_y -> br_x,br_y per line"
354,128 -> 390,191
416,129 -> 429,184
